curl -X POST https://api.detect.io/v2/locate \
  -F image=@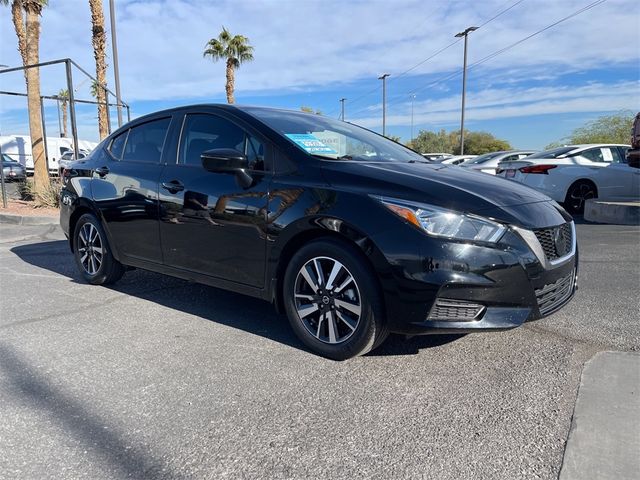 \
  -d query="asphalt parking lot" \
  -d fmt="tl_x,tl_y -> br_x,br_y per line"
0,221 -> 638,480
